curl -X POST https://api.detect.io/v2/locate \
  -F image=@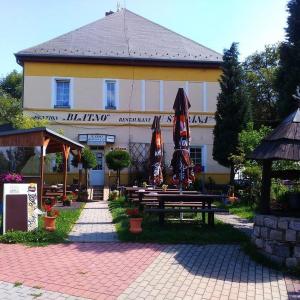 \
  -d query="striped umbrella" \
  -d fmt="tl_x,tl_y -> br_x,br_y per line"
171,88 -> 195,190
149,116 -> 163,186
